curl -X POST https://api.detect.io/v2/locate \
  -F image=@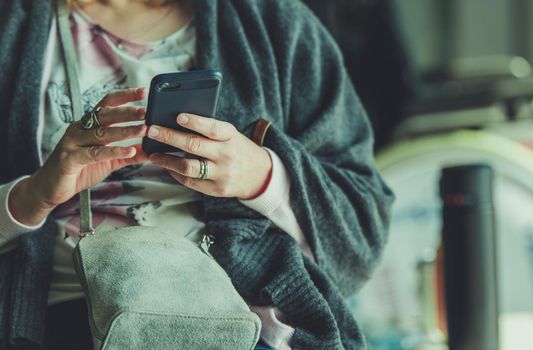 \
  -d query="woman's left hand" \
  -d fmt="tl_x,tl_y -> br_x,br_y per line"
147,113 -> 272,200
